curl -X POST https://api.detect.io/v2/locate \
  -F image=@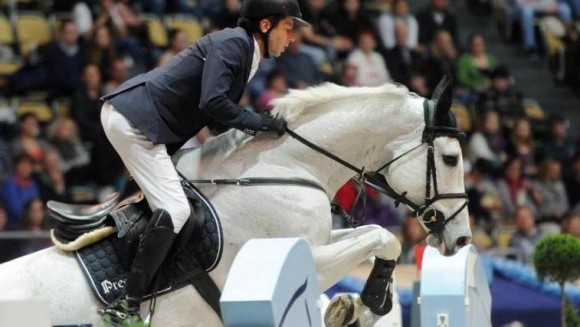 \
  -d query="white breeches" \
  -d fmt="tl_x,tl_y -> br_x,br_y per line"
100,102 -> 190,233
